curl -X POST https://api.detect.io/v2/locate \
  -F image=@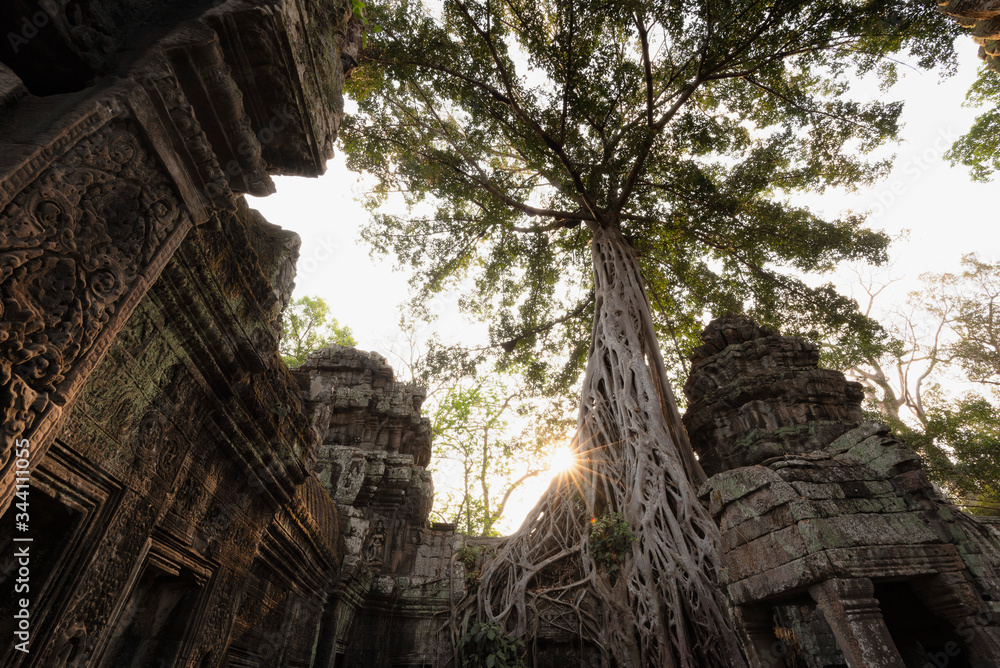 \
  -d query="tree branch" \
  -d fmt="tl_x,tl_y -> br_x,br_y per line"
501,292 -> 595,352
